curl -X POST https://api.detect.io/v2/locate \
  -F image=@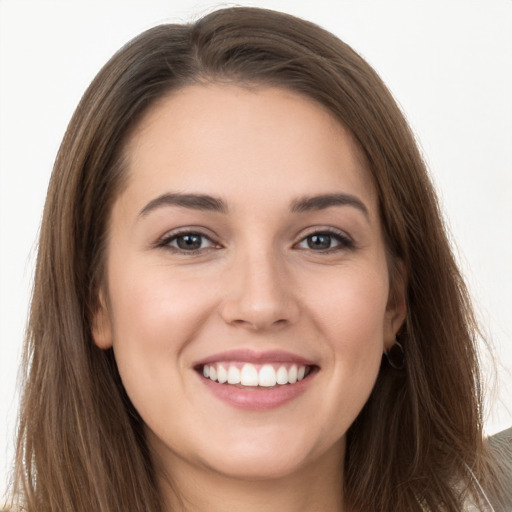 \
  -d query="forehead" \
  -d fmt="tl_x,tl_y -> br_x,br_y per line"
122,84 -> 378,216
